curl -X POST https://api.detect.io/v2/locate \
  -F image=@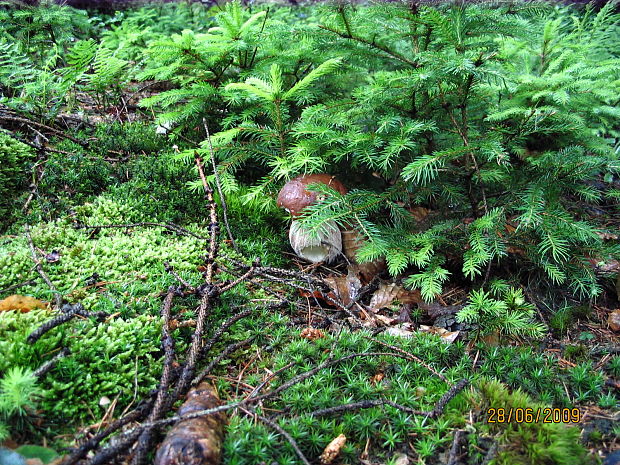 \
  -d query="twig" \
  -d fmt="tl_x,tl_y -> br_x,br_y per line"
364,335 -> 449,383
132,290 -> 177,465
74,222 -> 208,241
33,347 -> 70,378
192,336 -> 257,386
0,279 -> 37,295
202,119 -> 239,253
27,303 -> 108,344
61,399 -> 154,465
164,262 -> 195,291
307,379 -> 469,419
198,307 -> 255,360
447,429 -> 464,465
25,224 -> 62,308
0,114 -> 88,147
